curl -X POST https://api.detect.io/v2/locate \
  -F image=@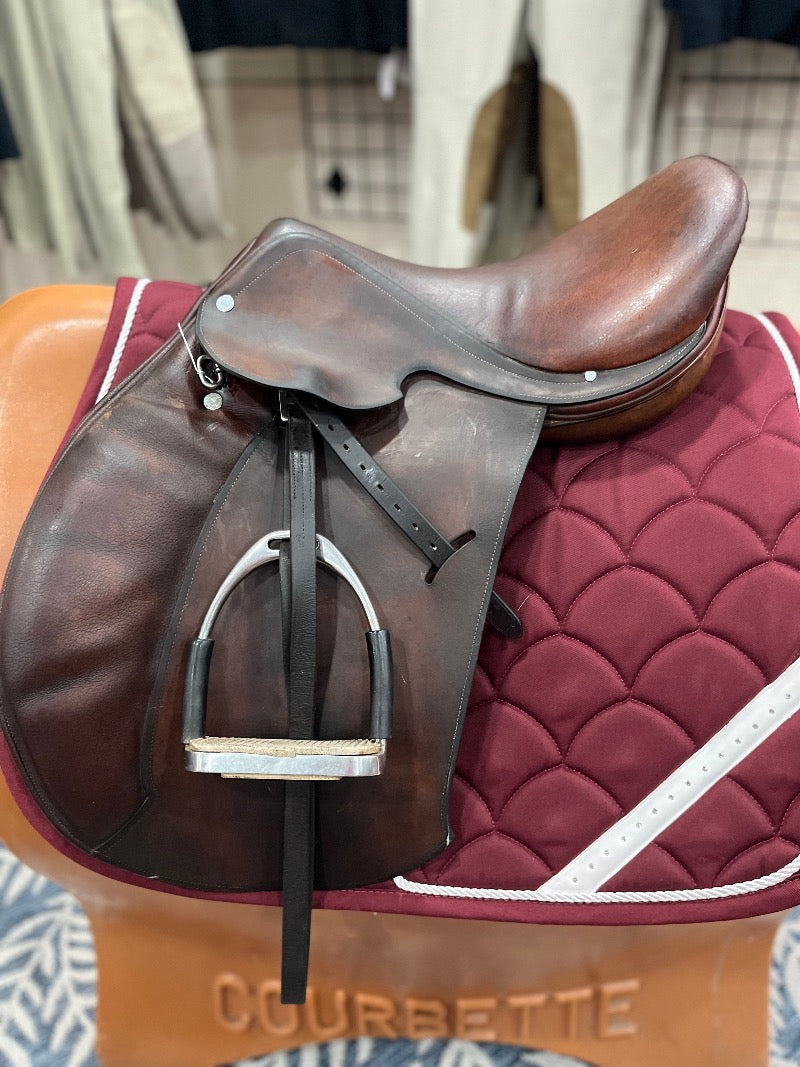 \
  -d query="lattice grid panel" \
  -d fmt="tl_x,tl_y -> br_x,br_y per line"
298,49 -> 410,223
679,39 -> 800,248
